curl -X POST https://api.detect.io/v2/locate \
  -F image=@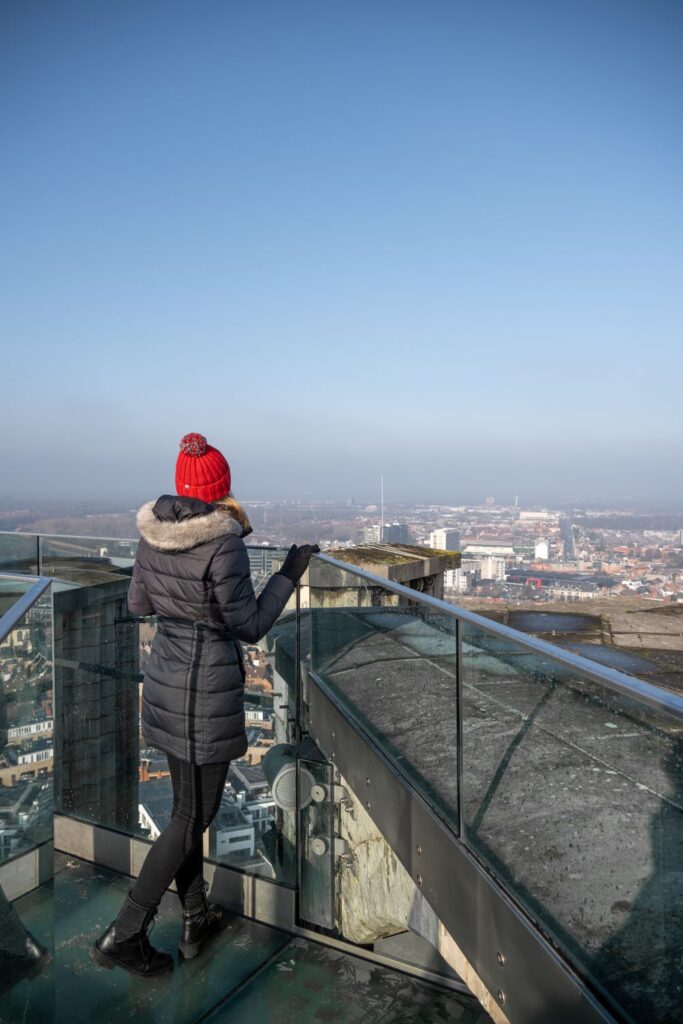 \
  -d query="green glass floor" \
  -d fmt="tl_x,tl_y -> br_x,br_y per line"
2,853 -> 491,1024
